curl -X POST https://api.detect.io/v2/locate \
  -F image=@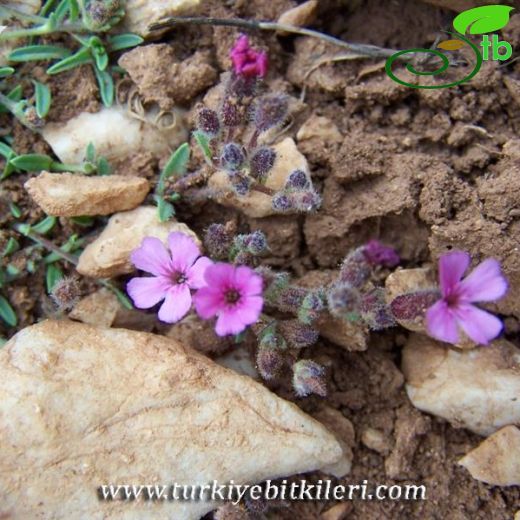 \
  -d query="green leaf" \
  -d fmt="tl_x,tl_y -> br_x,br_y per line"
193,130 -> 213,163
453,5 -> 514,35
9,203 -> 21,219
0,295 -> 17,327
0,67 -> 15,78
93,67 -> 114,107
0,141 -> 14,160
46,263 -> 63,293
8,85 -> 22,102
10,153 -> 53,172
70,216 -> 94,227
32,80 -> 52,118
157,198 -> 175,222
107,33 -> 144,52
162,143 -> 190,180
33,216 -> 57,234
68,0 -> 79,21
2,237 -> 19,257
54,0 -> 71,22
8,45 -> 71,62
46,47 -> 92,74
85,142 -> 96,163
96,156 -> 111,175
